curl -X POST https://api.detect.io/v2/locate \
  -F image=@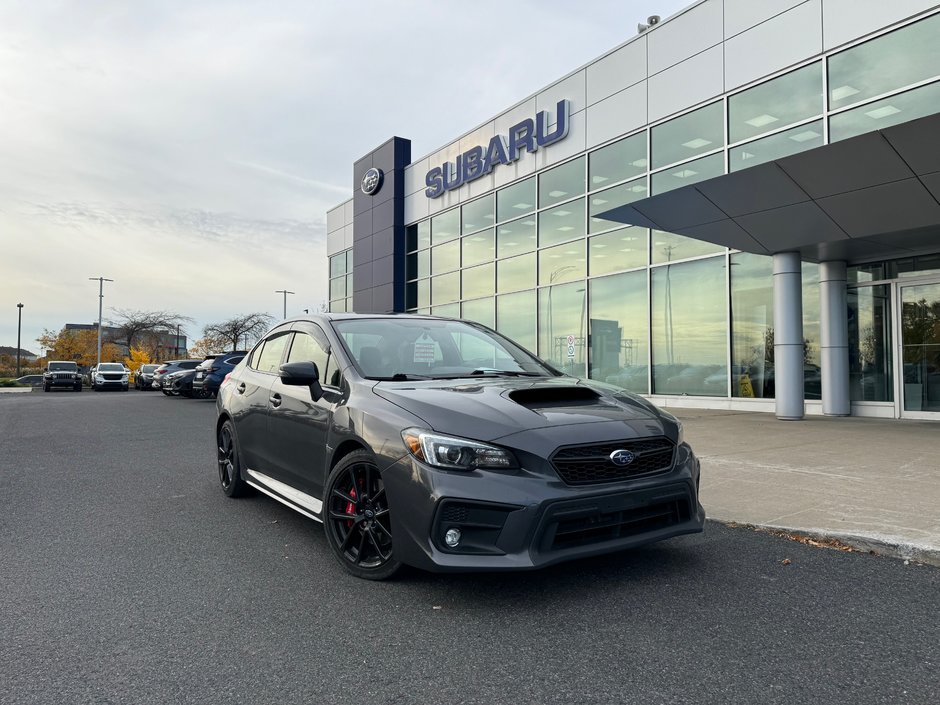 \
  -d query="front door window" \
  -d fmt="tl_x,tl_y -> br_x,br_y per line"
900,282 -> 940,413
